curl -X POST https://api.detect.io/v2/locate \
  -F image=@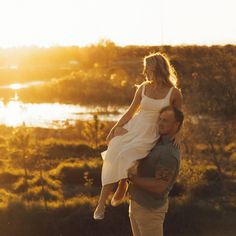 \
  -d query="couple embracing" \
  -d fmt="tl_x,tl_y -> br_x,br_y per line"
94,52 -> 184,236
